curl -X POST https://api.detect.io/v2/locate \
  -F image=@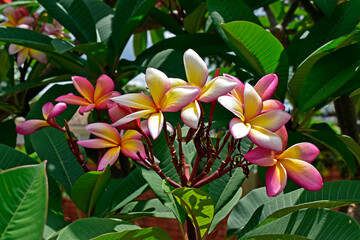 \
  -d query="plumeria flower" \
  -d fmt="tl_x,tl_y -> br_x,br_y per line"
77,123 -> 147,171
56,74 -> 121,115
43,19 -> 70,39
218,81 -> 290,152
0,6 -> 33,27
226,73 -> 285,112
8,44 -> 47,66
169,49 -> 238,129
245,126 -> 323,197
16,102 -> 66,135
111,68 -> 201,139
